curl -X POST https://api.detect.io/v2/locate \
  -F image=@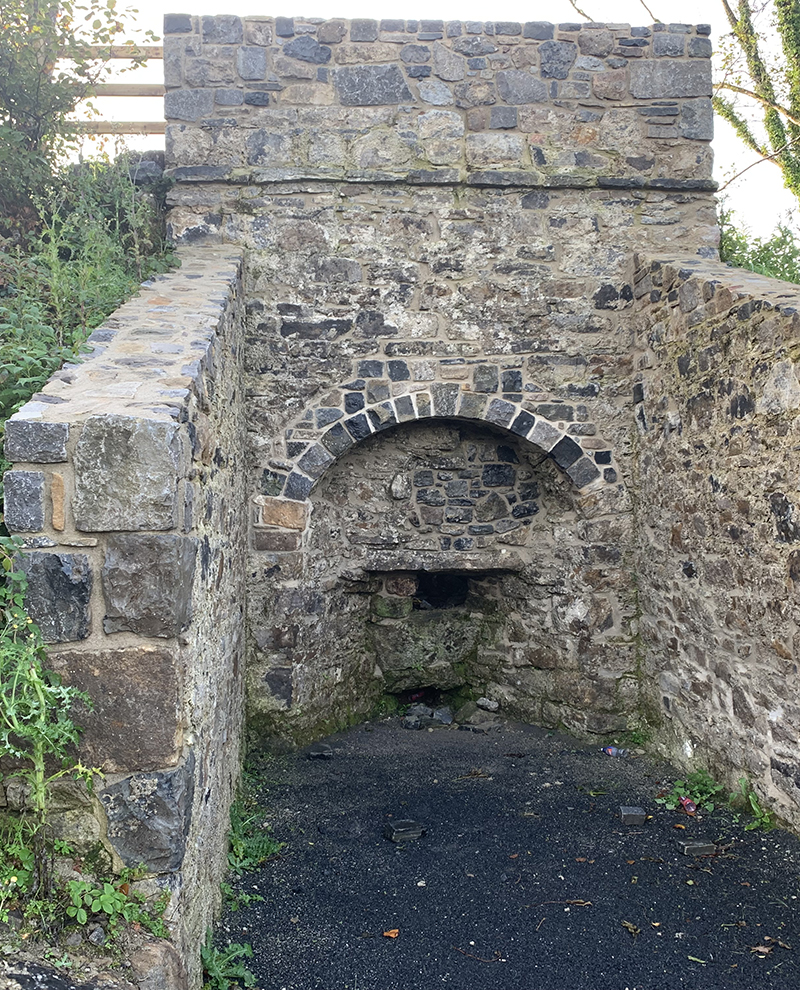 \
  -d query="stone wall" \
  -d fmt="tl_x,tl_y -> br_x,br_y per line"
4,12 -> 800,984
632,254 -> 800,828
2,248 -> 248,985
160,14 -> 719,750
